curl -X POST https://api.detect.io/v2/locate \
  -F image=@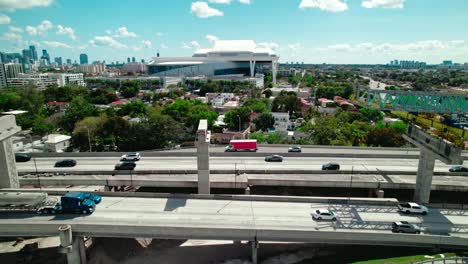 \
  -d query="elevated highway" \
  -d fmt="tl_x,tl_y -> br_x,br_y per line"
16,156 -> 465,174
0,194 -> 467,248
